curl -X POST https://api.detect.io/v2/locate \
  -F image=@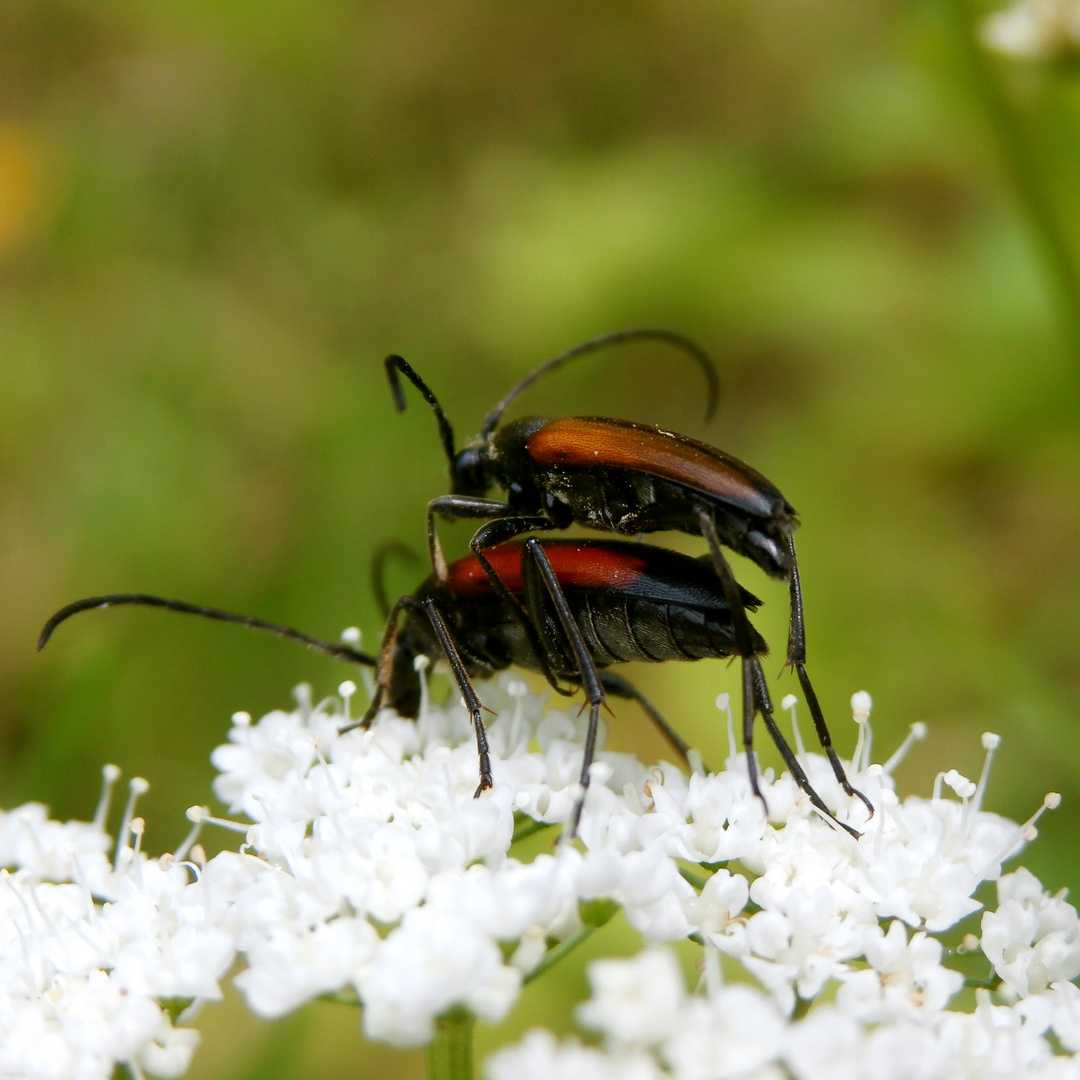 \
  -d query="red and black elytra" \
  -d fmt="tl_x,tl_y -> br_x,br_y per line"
367,537 -> 765,732
385,328 -> 871,819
